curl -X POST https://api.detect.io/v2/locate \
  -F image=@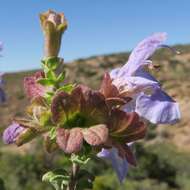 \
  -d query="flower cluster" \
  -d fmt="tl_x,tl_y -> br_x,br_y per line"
2,10 -> 180,189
